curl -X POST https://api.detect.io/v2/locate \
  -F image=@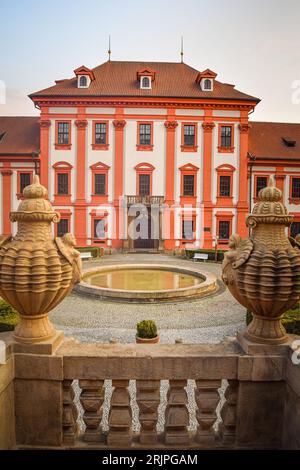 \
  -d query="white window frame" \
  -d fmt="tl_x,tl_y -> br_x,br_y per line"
201,78 -> 213,91
140,76 -> 151,90
78,75 -> 90,89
